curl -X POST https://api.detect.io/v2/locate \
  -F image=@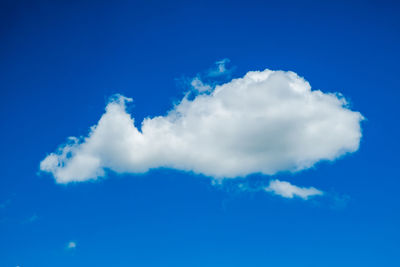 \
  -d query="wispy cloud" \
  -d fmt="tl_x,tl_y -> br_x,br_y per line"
66,241 -> 76,249
191,77 -> 212,92
207,58 -> 232,77
40,65 -> 363,184
190,59 -> 233,92
225,178 -> 323,201
24,214 -> 39,223
330,194 -> 351,209
265,180 -> 323,200
0,199 -> 11,209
